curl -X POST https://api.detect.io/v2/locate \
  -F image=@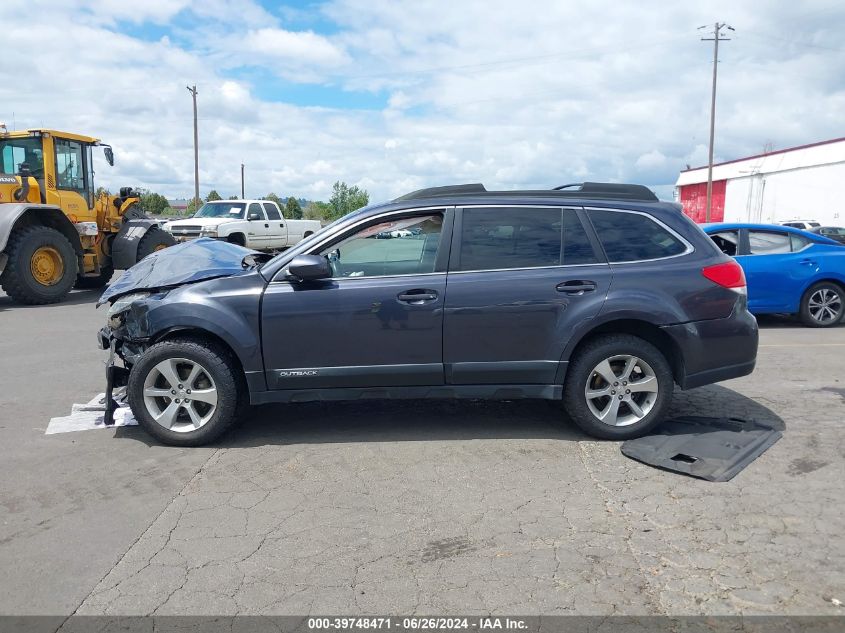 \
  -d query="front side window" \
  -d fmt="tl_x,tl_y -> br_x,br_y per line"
458,207 -> 562,271
0,137 -> 43,177
248,203 -> 265,220
264,203 -> 282,220
589,210 -> 687,262
749,230 -> 791,255
709,230 -> 739,256
318,214 -> 443,278
54,139 -> 86,192
194,202 -> 245,219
